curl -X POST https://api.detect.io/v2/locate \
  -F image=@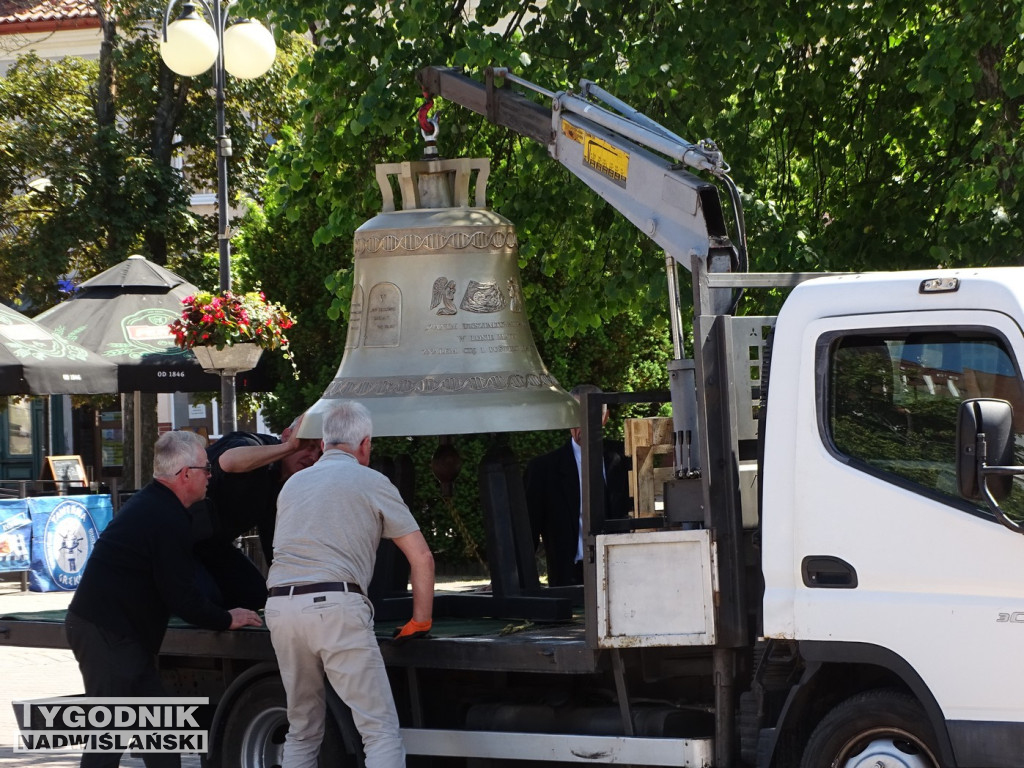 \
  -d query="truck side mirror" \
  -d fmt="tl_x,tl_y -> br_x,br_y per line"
957,398 -> 1024,536
957,398 -> 1014,501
